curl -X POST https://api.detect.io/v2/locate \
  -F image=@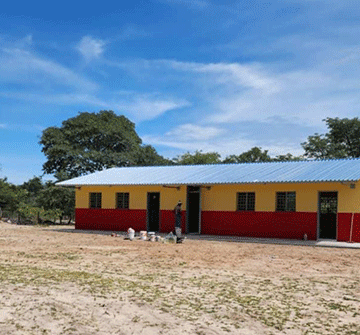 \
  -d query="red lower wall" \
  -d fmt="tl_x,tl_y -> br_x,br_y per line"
75,208 -> 147,231
75,208 -> 360,242
76,208 -> 186,233
337,213 -> 360,242
201,211 -> 318,240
